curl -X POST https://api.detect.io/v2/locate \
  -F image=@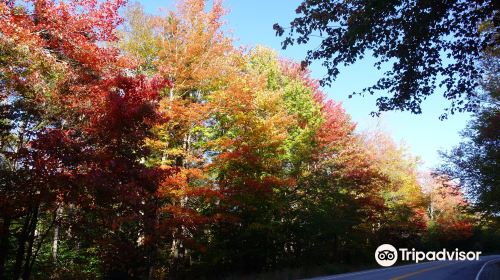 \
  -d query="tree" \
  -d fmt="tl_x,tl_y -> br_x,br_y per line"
438,39 -> 499,215
0,0 -> 171,278
0,23 -> 66,278
274,0 -> 498,116
421,174 -> 474,248
203,70 -> 295,274
438,98 -> 499,215
289,93 -> 387,265
121,1 -> 239,277
361,128 -> 428,247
